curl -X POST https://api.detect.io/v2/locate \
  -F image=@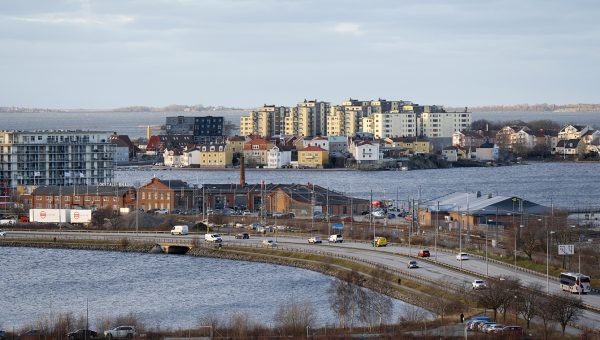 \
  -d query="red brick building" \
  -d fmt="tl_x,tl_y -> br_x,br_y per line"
138,177 -> 196,212
31,185 -> 136,210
